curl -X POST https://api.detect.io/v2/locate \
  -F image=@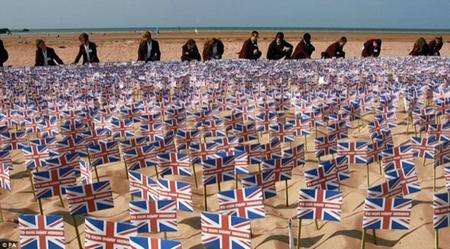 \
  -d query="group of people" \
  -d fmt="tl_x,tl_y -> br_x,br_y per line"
0,31 -> 444,67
